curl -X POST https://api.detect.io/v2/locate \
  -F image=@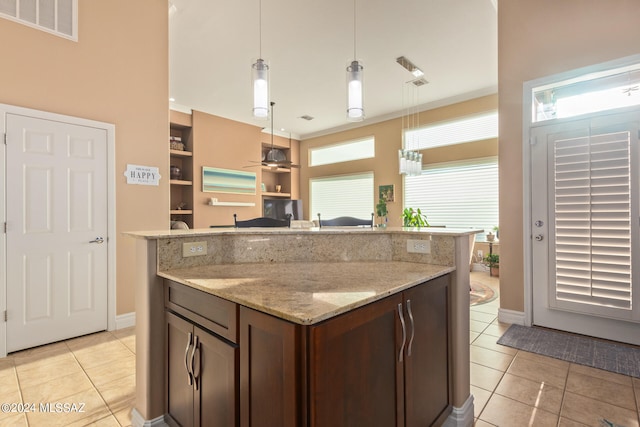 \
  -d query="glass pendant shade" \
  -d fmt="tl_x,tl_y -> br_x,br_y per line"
252,58 -> 269,119
347,60 -> 364,121
398,149 -> 423,176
